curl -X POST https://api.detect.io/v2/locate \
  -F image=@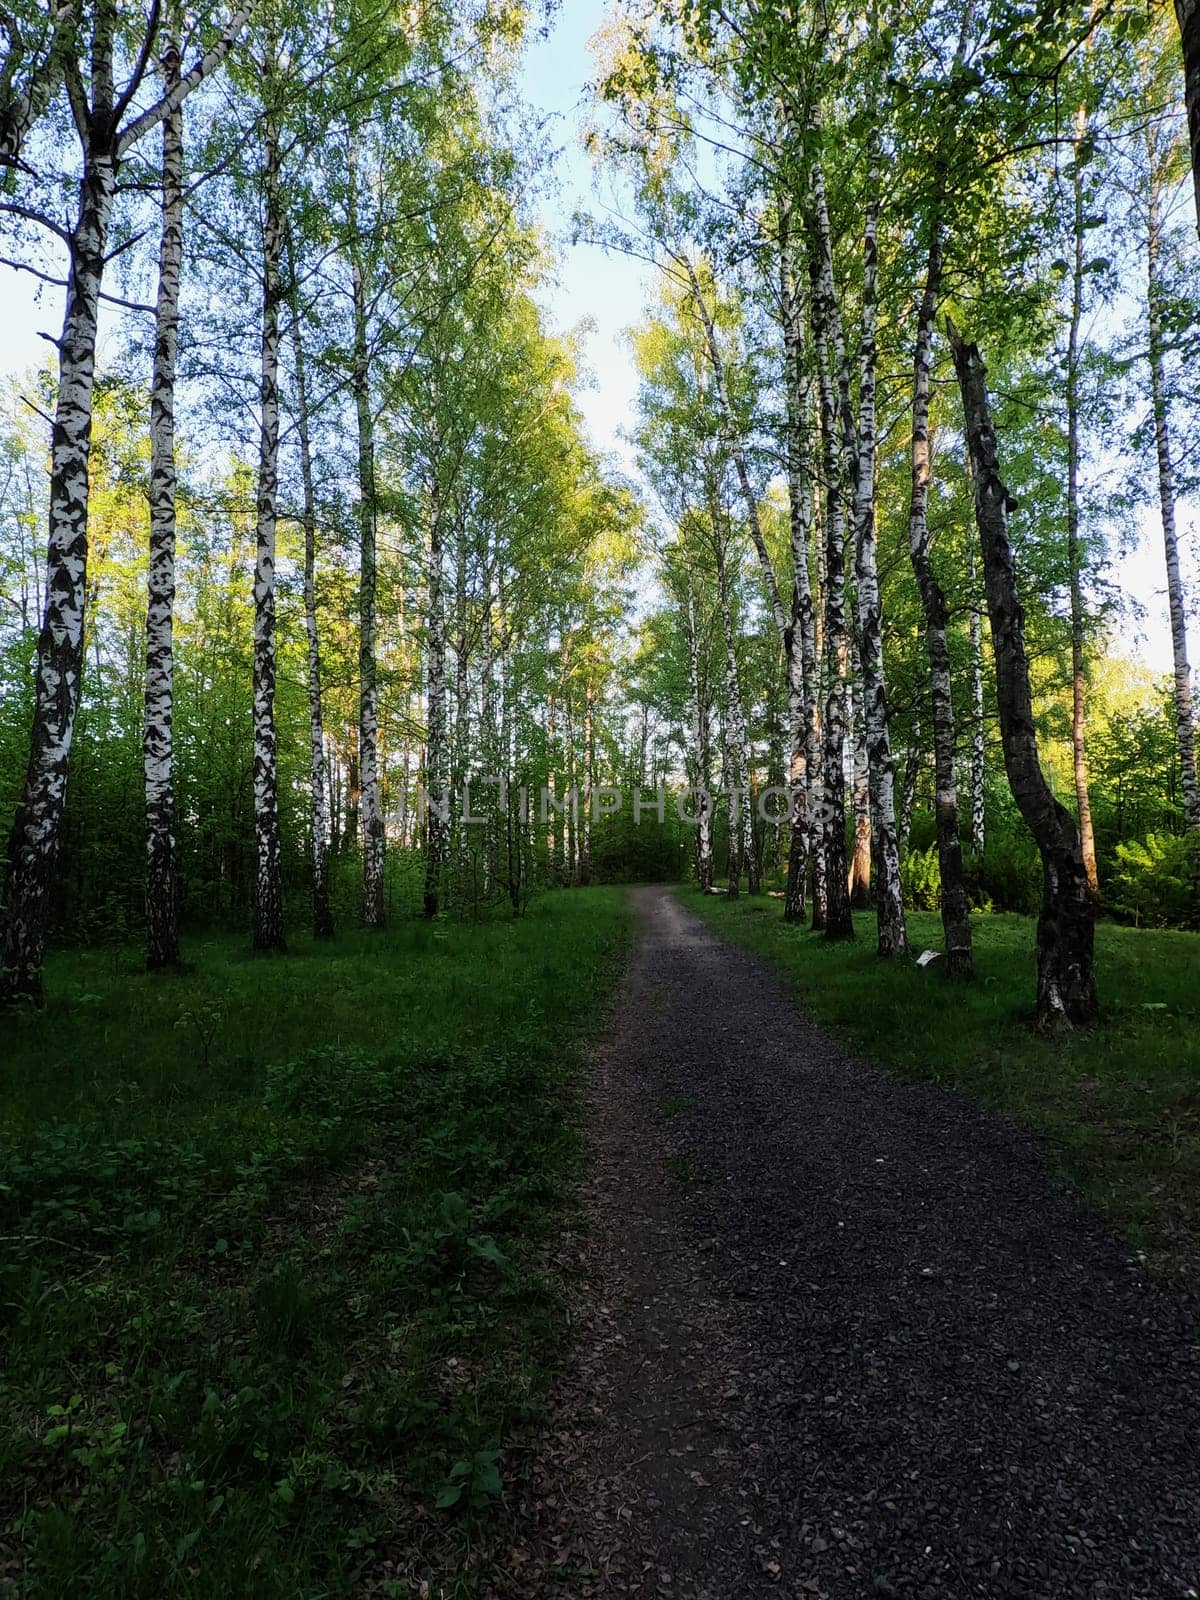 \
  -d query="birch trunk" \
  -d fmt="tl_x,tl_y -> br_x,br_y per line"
907,229 -> 972,975
579,696 -> 593,886
780,204 -> 820,925
351,260 -> 386,927
900,718 -> 921,849
685,585 -> 715,891
252,107 -> 285,951
424,475 -> 448,918
288,258 -> 333,939
0,1 -> 248,998
849,699 -> 872,909
715,538 -> 753,898
807,162 -> 854,941
967,535 -> 986,853
1,152 -> 115,1001
0,0 -> 77,167
684,266 -> 787,628
1067,122 -> 1100,895
851,131 -> 906,952
949,318 -> 1098,1026
1147,149 -> 1200,831
1176,0 -> 1200,233
143,36 -> 183,971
